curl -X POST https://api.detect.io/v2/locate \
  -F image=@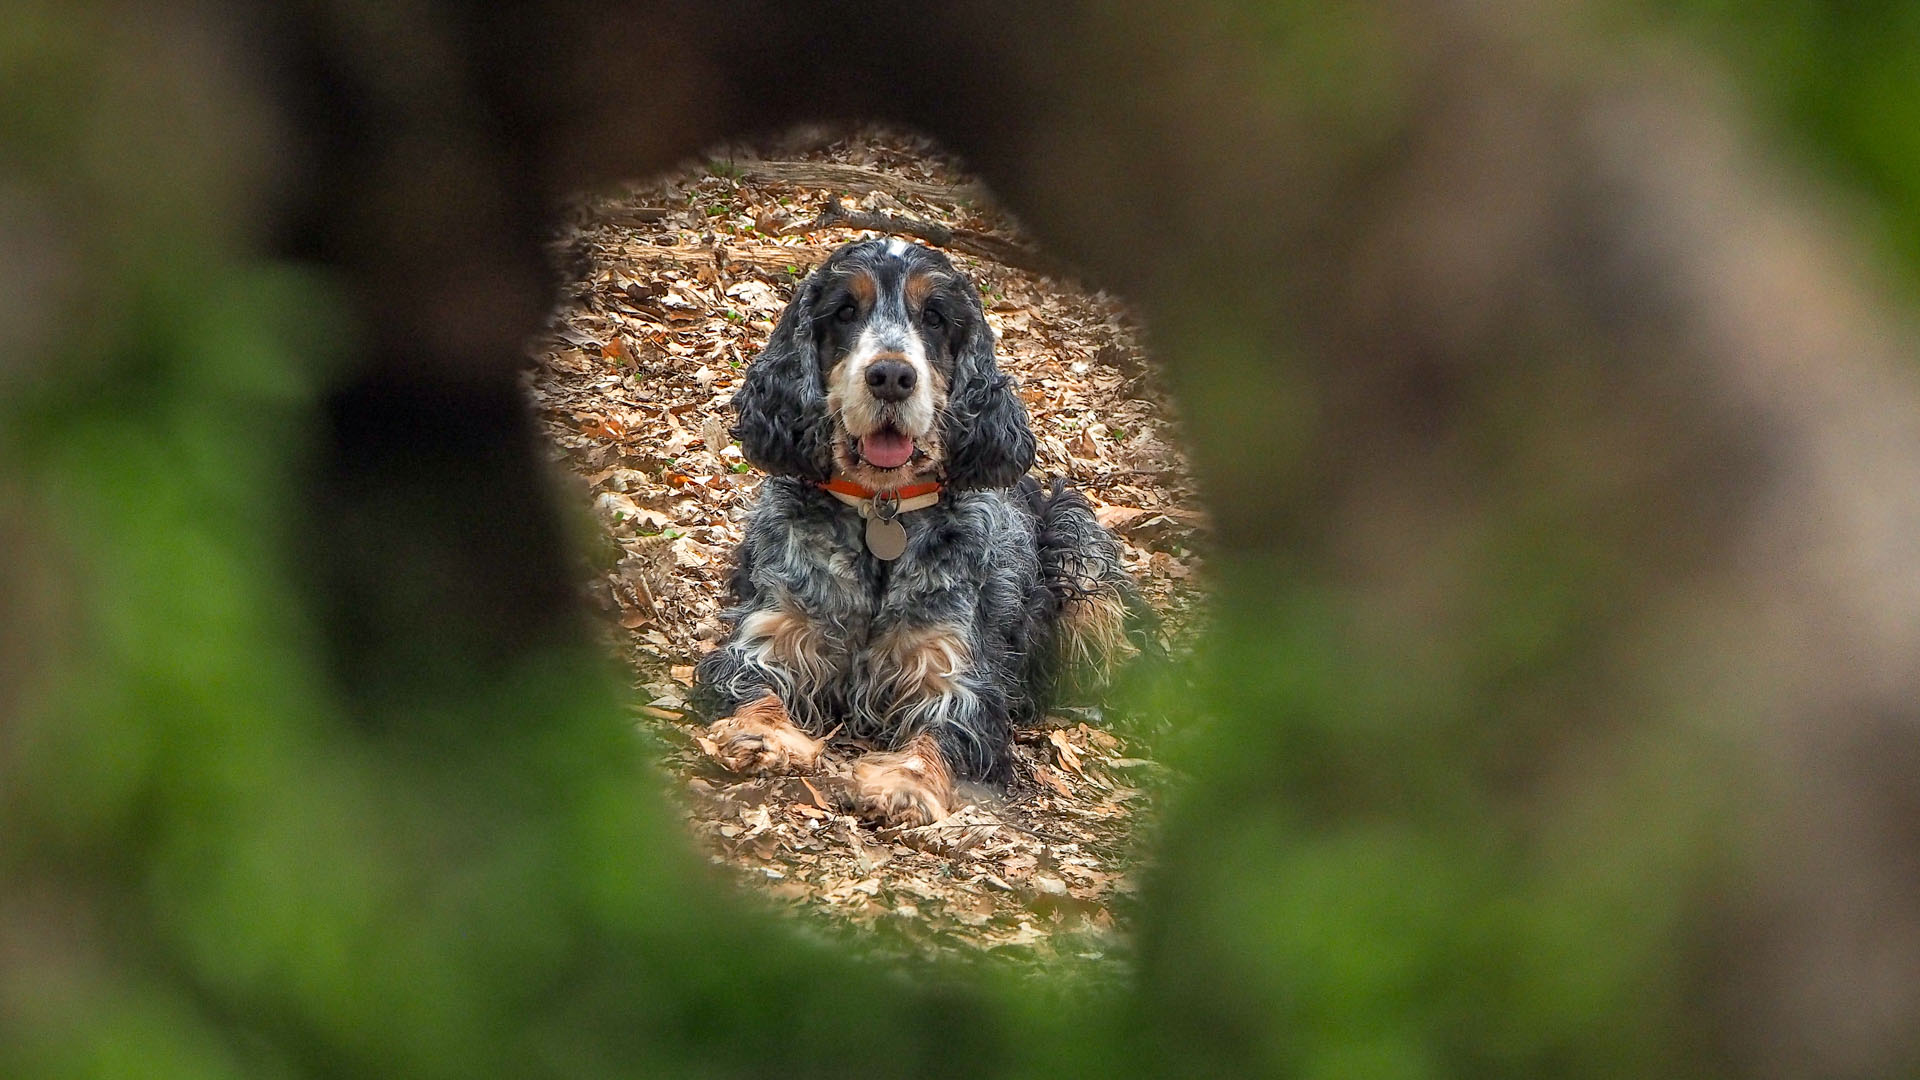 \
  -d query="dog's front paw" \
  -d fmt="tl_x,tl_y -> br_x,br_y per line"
850,736 -> 954,828
705,694 -> 825,775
